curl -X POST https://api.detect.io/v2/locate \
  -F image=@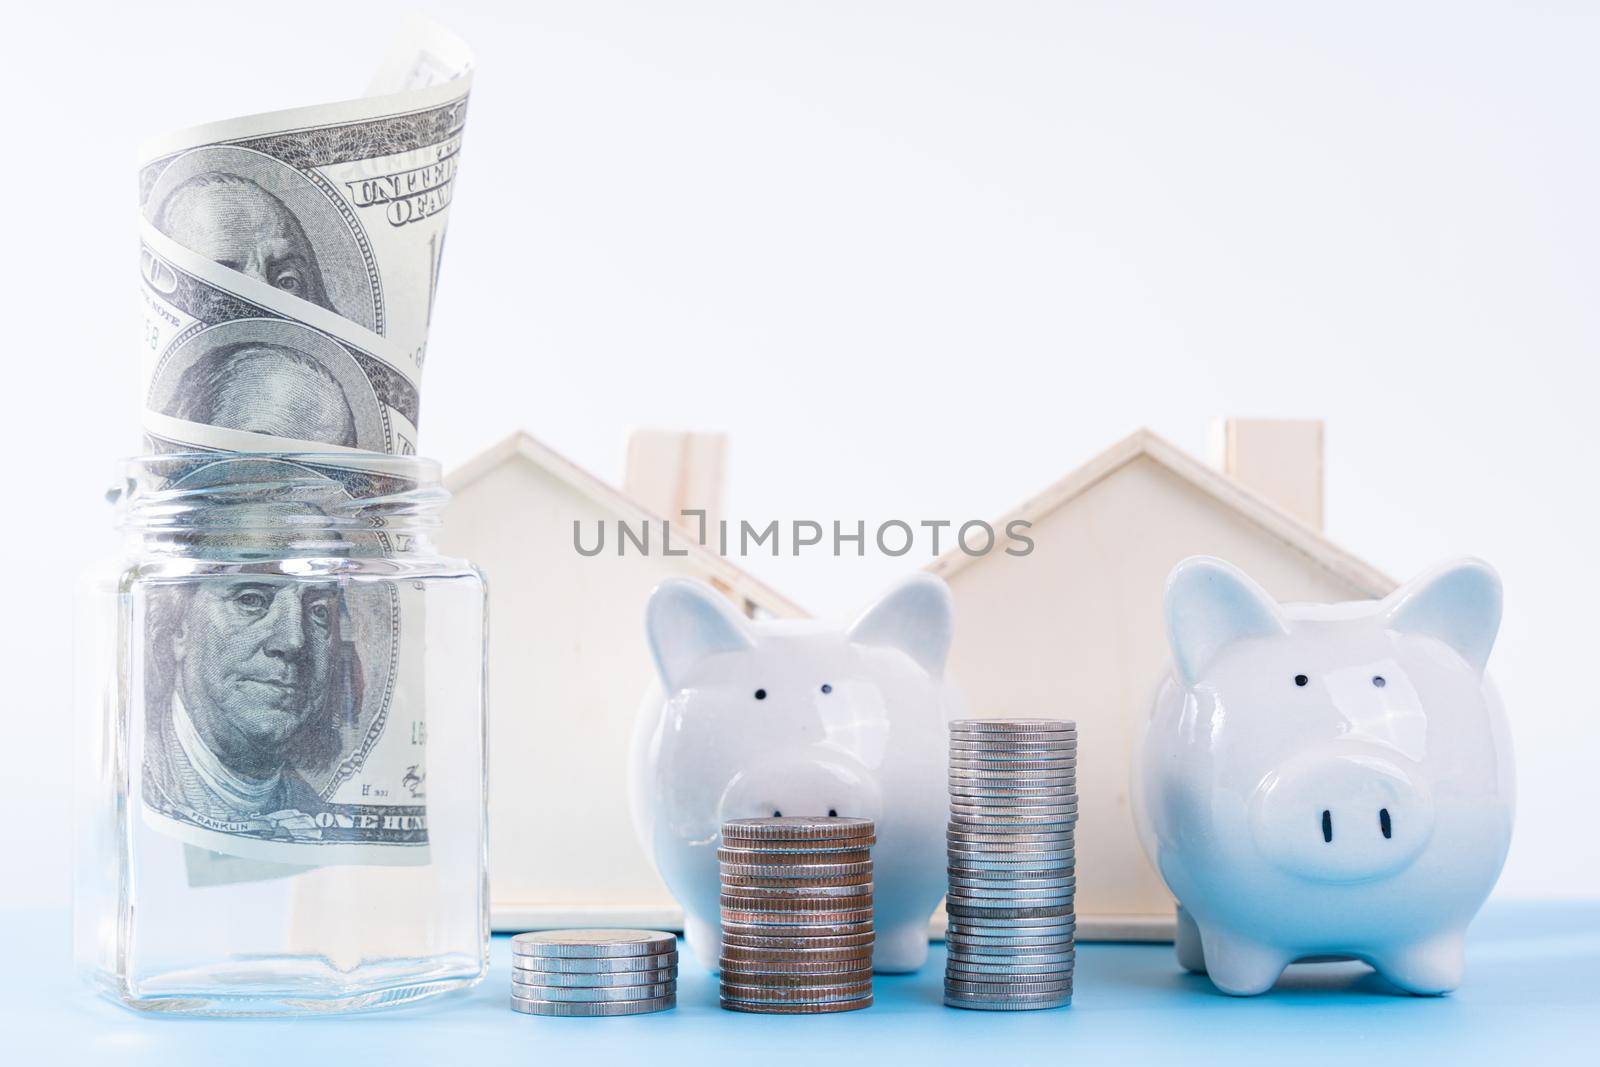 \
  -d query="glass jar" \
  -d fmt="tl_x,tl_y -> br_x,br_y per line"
73,453 -> 488,1015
